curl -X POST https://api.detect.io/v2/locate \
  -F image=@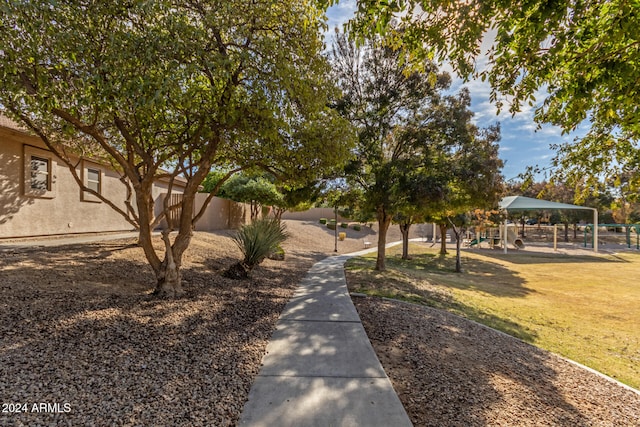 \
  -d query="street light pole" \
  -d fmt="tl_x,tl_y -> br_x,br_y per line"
334,206 -> 338,252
